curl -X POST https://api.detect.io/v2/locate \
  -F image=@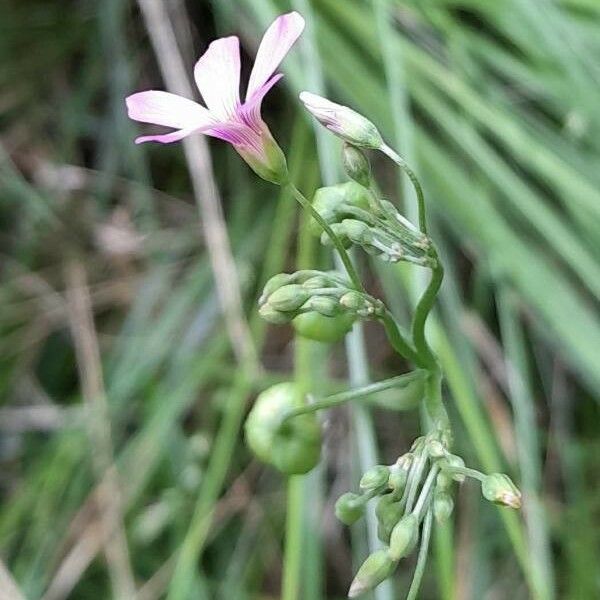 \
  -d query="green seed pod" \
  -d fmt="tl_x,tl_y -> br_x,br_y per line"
360,465 -> 390,492
335,492 -> 365,526
342,143 -> 371,188
433,490 -> 454,523
481,473 -> 522,509
292,312 -> 354,343
376,494 -> 404,543
267,284 -> 310,312
258,304 -> 293,325
348,550 -> 396,598
389,514 -> 419,561
244,383 -> 321,476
